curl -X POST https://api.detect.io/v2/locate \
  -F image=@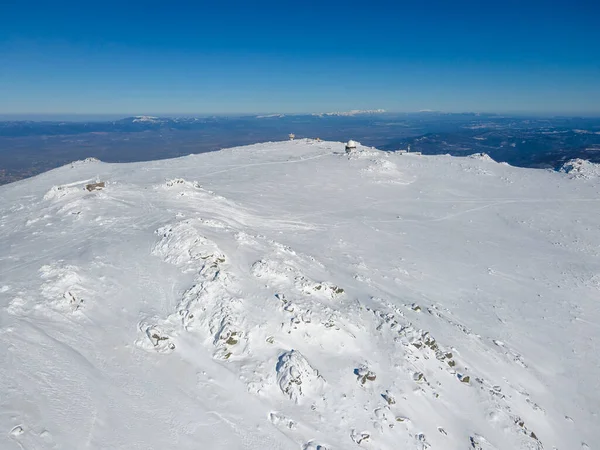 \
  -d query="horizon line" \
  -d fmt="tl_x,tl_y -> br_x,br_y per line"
2,111 -> 600,120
